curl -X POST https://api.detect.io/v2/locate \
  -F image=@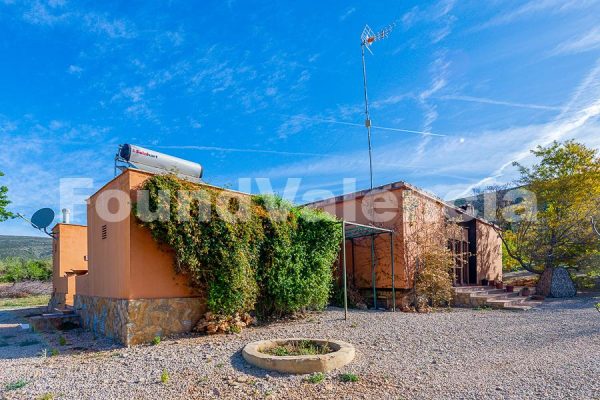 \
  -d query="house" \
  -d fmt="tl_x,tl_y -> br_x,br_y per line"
50,168 -> 502,345
308,181 -> 502,308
